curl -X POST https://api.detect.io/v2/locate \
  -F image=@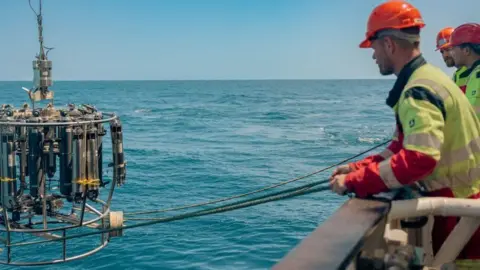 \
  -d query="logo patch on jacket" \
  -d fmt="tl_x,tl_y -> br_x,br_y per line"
409,119 -> 415,128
